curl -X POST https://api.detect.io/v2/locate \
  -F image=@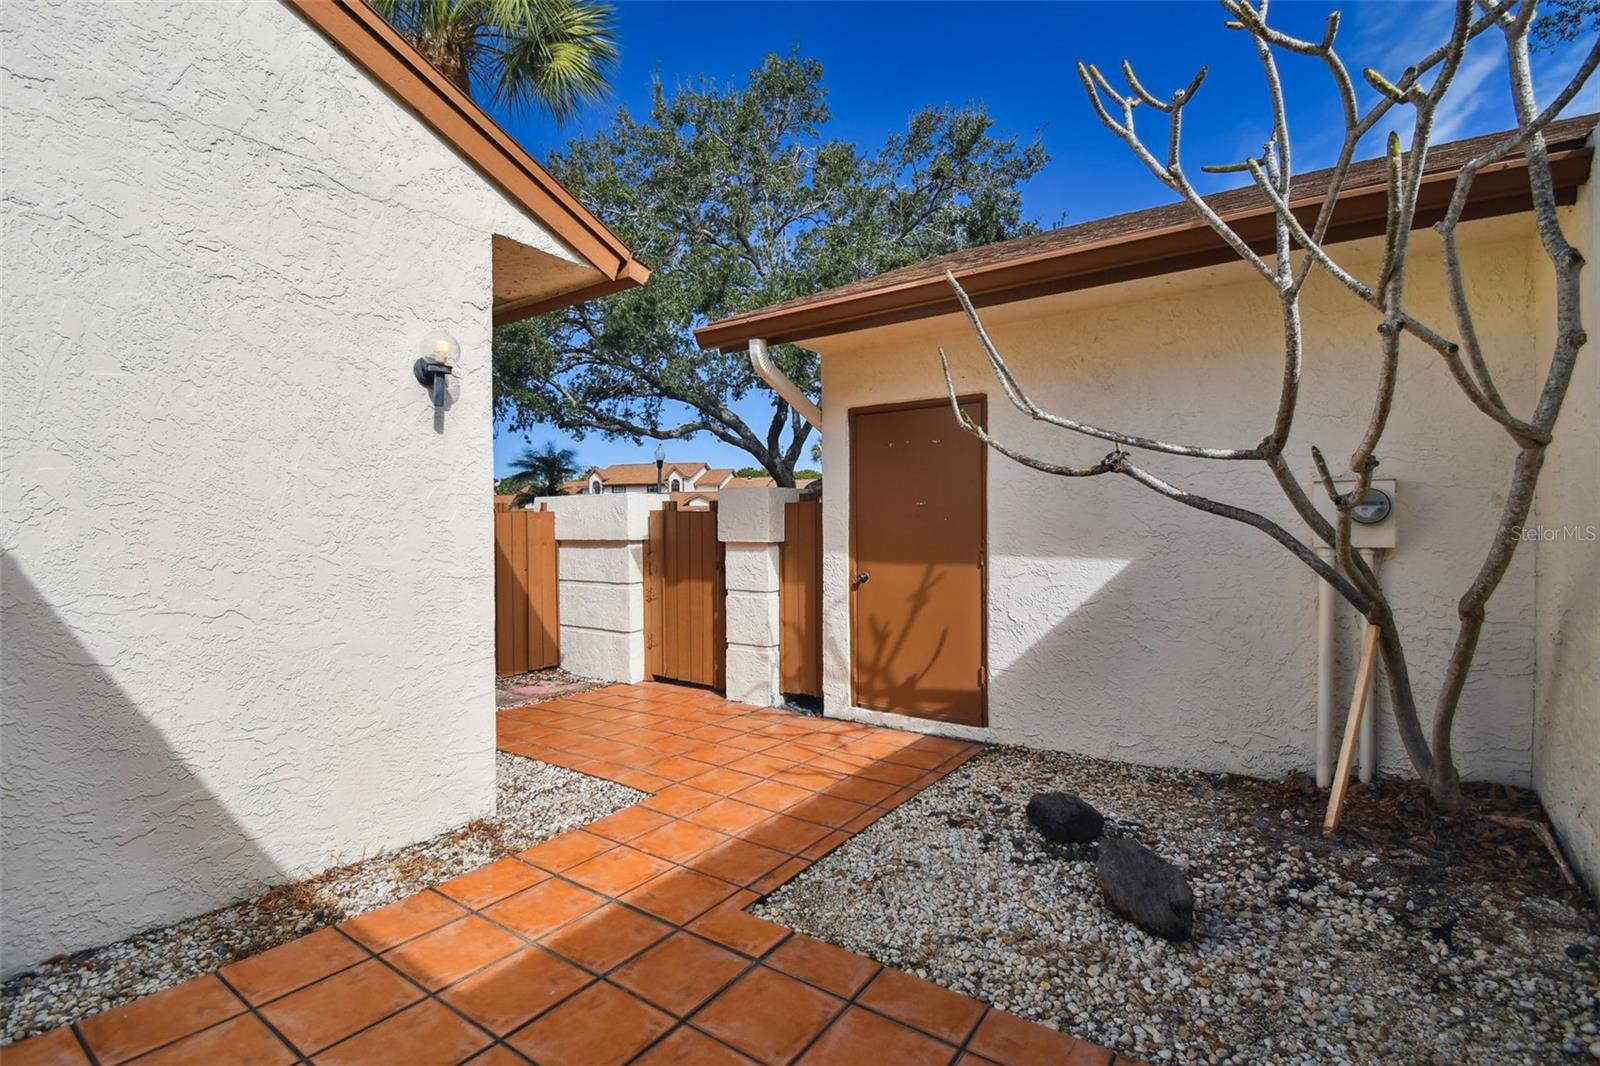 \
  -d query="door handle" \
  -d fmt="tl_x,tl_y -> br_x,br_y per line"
856,571 -> 870,585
